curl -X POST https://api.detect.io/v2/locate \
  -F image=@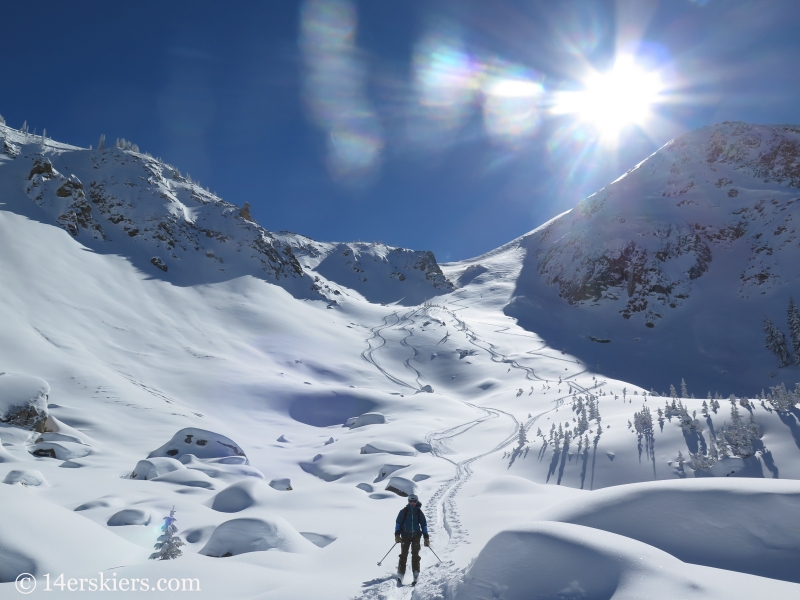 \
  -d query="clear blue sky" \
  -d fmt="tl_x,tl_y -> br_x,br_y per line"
3,0 -> 800,262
